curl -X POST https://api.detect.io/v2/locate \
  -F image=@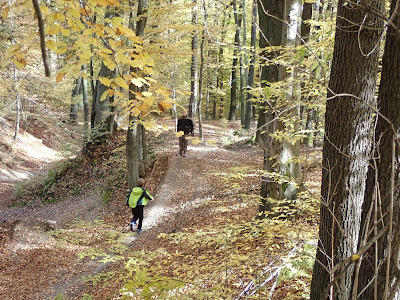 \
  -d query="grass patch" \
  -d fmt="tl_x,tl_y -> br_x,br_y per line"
9,201 -> 28,207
